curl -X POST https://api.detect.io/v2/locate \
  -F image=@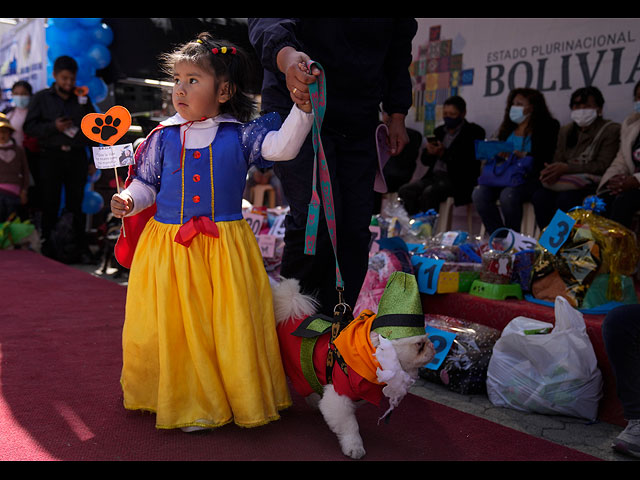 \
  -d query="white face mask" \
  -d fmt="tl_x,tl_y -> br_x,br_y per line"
570,108 -> 598,127
509,105 -> 529,124
11,95 -> 30,109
